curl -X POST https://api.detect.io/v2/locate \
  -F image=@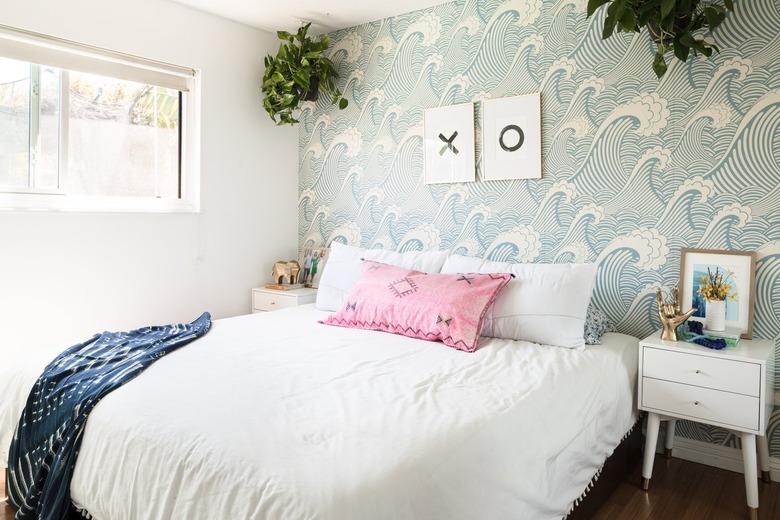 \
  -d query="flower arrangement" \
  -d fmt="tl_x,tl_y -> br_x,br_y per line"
697,267 -> 737,301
